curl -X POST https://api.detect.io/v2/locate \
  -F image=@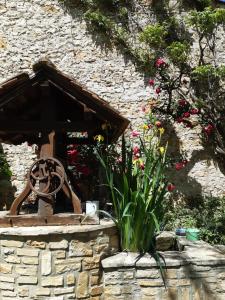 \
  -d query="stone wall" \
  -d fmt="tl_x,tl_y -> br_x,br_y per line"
0,221 -> 119,300
102,241 -> 225,300
0,0 -> 225,198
